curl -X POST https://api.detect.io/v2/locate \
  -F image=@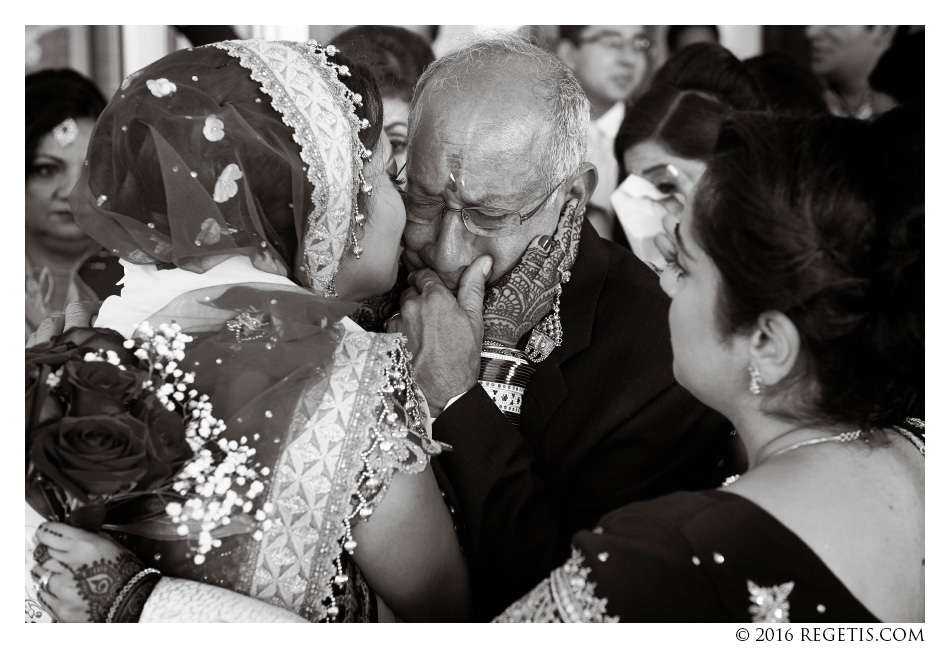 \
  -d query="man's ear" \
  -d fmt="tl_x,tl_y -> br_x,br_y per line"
748,310 -> 801,388
561,161 -> 598,216
555,40 -> 579,71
